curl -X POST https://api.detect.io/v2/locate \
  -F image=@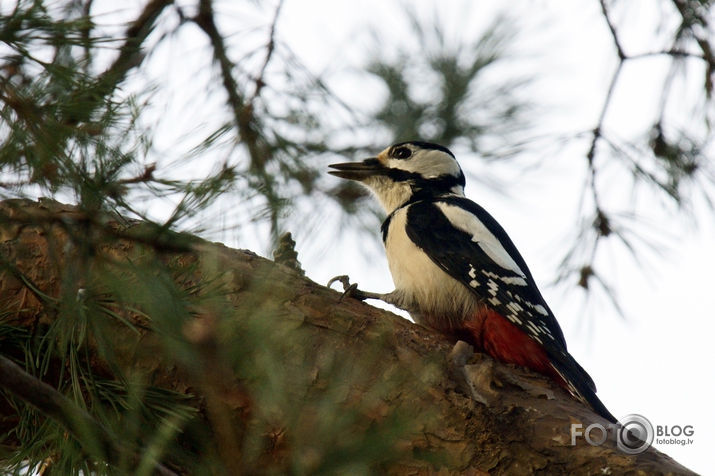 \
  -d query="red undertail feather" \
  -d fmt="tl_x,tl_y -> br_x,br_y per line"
460,309 -> 567,390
